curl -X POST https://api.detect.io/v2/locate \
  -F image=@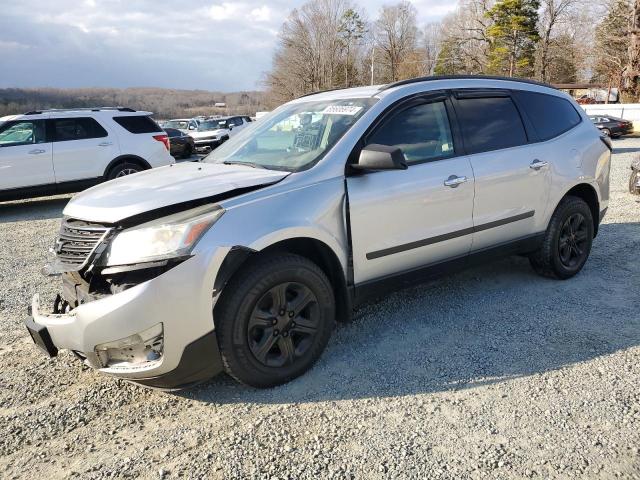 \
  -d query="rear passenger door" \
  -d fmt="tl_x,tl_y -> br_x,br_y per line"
451,90 -> 551,251
49,117 -> 119,183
